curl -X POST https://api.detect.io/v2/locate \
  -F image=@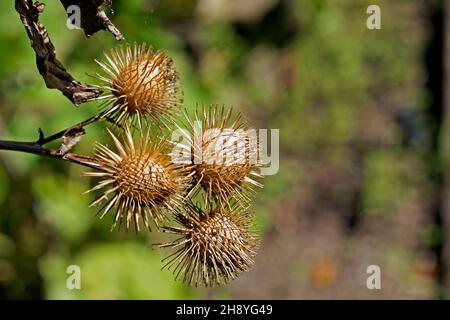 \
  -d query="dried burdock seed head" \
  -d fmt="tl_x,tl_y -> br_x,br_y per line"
179,104 -> 263,207
84,125 -> 193,232
158,201 -> 260,287
94,43 -> 183,126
